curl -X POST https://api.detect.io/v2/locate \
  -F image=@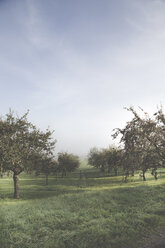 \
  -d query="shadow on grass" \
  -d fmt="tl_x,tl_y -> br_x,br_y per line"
0,185 -> 165,204
0,171 -> 165,201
